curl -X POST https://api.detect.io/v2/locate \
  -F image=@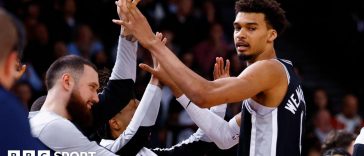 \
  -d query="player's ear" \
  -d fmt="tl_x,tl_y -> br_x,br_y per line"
267,29 -> 277,43
61,73 -> 73,91
109,119 -> 120,130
